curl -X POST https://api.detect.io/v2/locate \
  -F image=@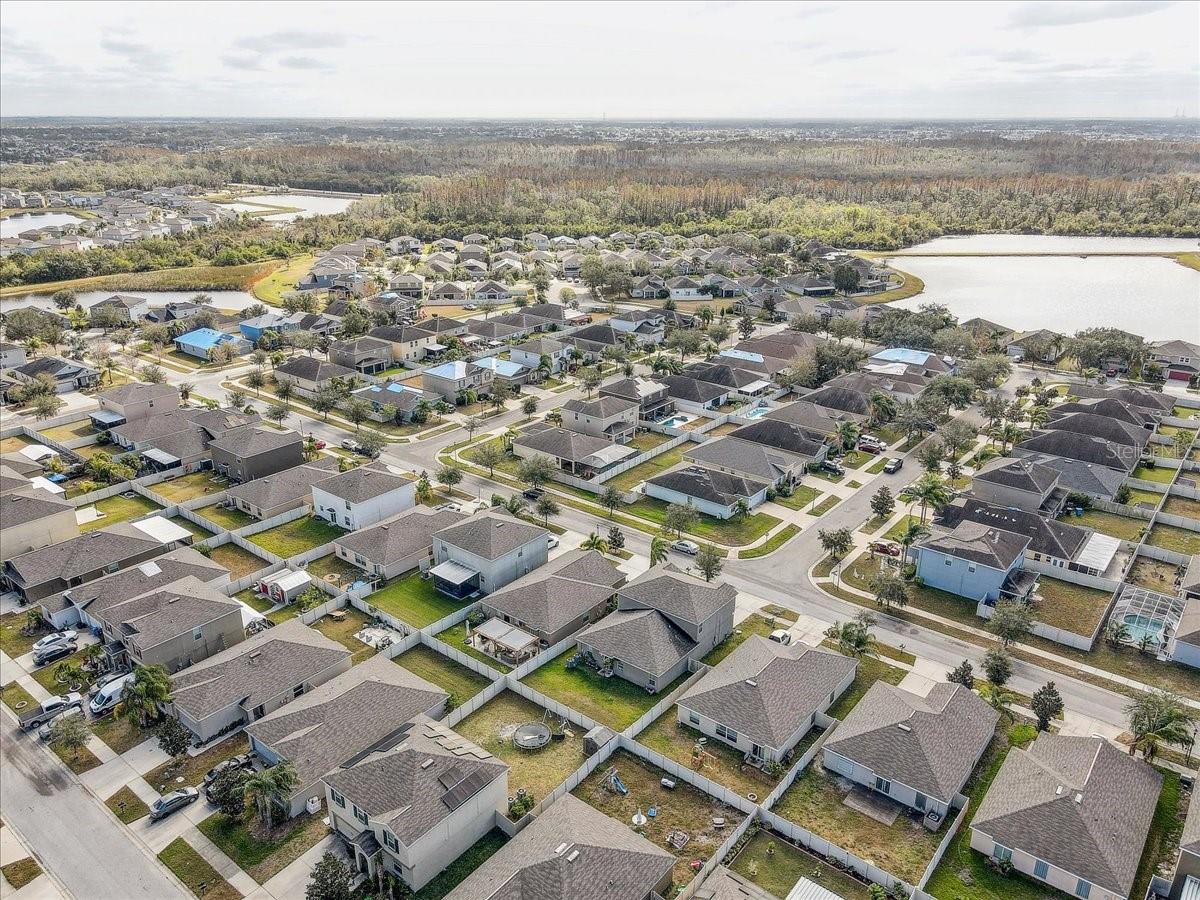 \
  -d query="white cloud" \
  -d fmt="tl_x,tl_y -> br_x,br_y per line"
1008,0 -> 1178,28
